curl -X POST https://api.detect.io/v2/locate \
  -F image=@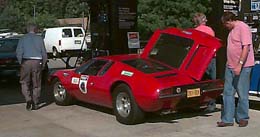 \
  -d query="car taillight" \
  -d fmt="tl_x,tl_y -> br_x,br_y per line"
59,40 -> 61,46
